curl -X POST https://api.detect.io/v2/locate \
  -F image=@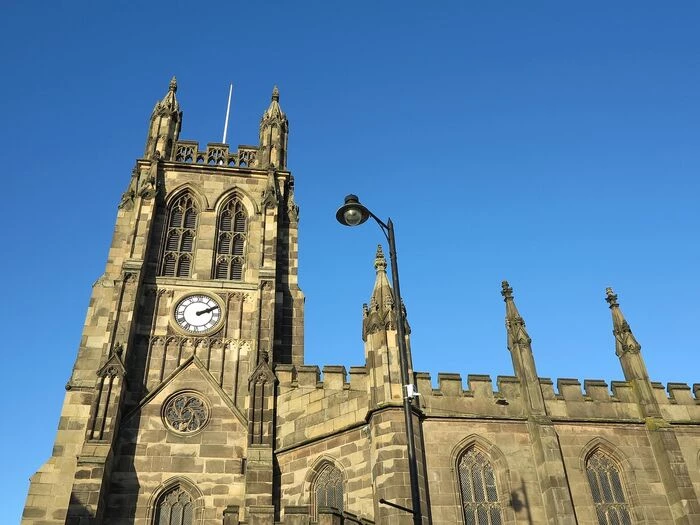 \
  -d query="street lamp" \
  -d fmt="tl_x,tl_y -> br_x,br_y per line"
336,194 -> 424,525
